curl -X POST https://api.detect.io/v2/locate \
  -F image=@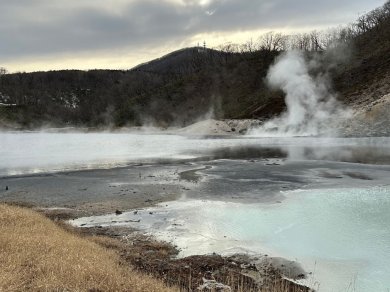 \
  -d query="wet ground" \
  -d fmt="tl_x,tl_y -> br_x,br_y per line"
1,134 -> 390,291
2,150 -> 388,215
